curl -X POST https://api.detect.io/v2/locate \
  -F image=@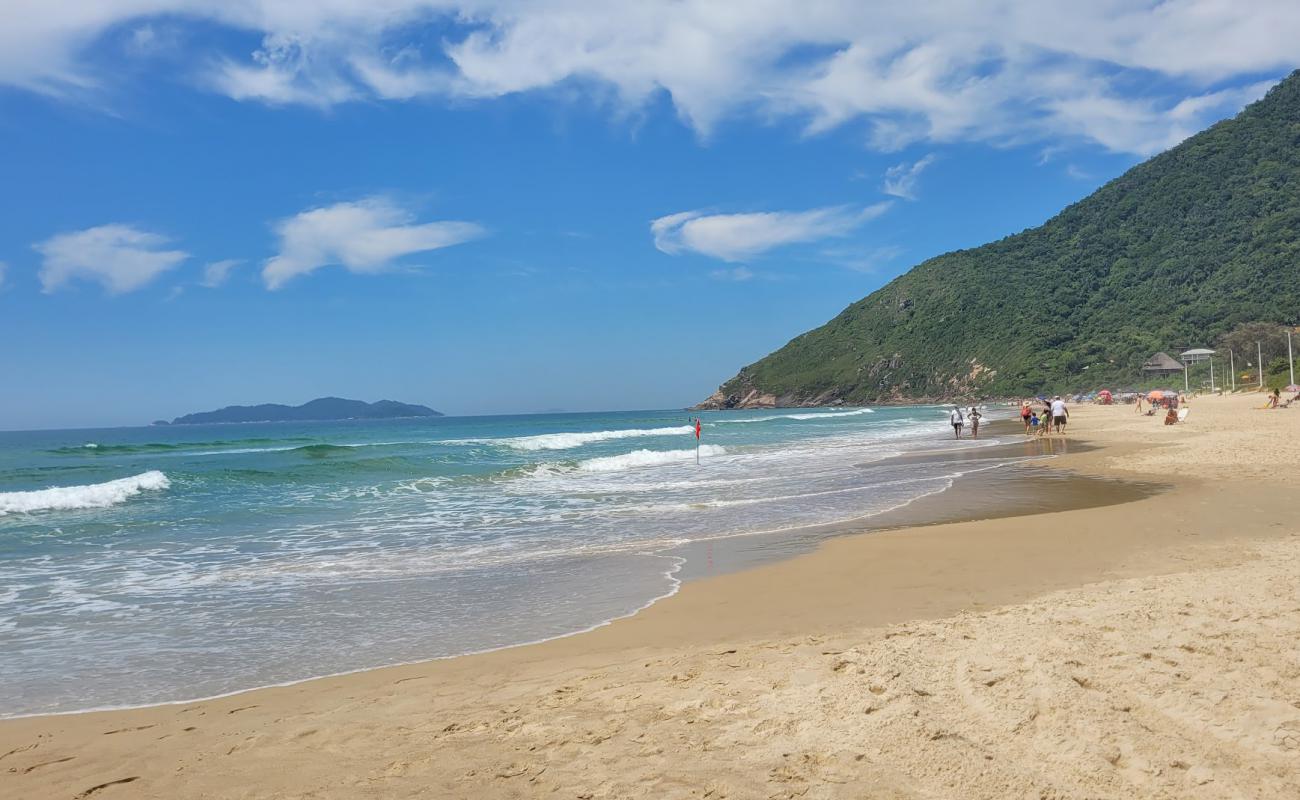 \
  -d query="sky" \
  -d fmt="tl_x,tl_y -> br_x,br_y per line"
1,1 -> 1297,430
